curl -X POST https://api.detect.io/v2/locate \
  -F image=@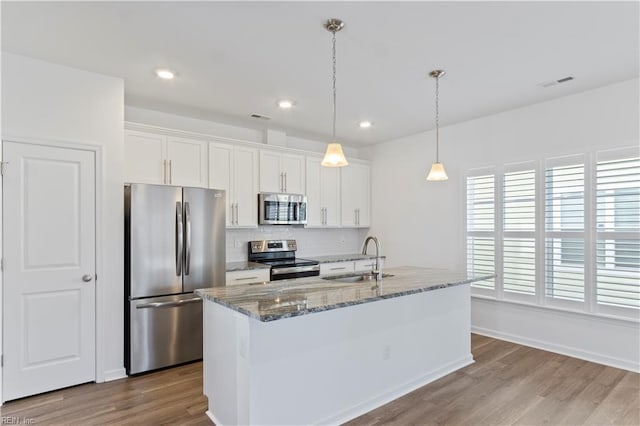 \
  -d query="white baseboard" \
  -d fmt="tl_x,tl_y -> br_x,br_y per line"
472,326 -> 640,373
206,410 -> 223,426
103,367 -> 127,382
316,354 -> 474,425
